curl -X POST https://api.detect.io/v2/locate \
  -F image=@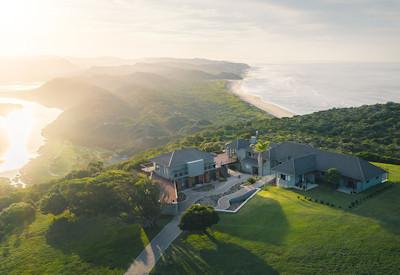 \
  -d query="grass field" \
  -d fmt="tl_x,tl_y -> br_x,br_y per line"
153,175 -> 400,274
0,213 -> 171,275
373,162 -> 400,182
